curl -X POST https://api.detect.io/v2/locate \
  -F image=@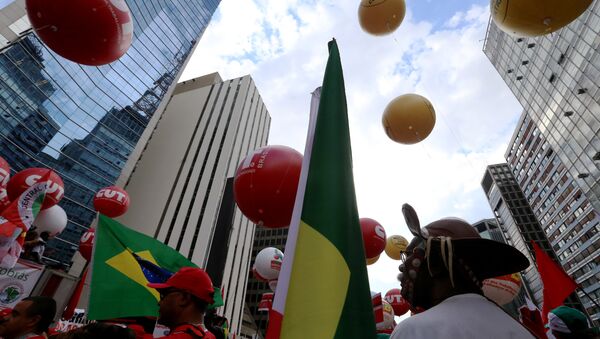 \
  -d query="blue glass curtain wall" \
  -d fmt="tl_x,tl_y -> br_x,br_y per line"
0,0 -> 220,265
